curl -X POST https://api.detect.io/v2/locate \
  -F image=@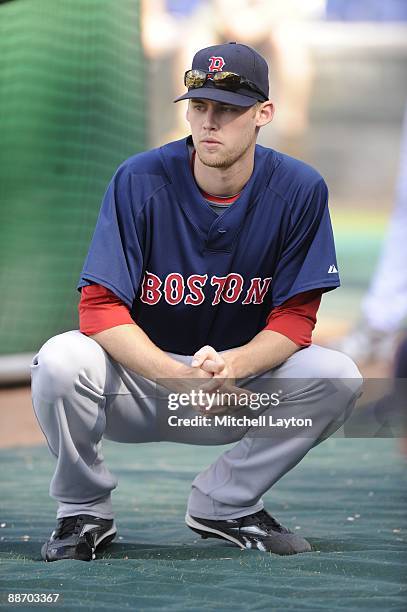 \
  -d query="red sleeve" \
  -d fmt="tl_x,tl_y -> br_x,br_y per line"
78,284 -> 134,335
264,289 -> 322,347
